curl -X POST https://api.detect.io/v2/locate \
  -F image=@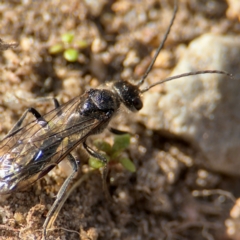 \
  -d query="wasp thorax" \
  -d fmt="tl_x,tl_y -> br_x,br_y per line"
113,81 -> 143,112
